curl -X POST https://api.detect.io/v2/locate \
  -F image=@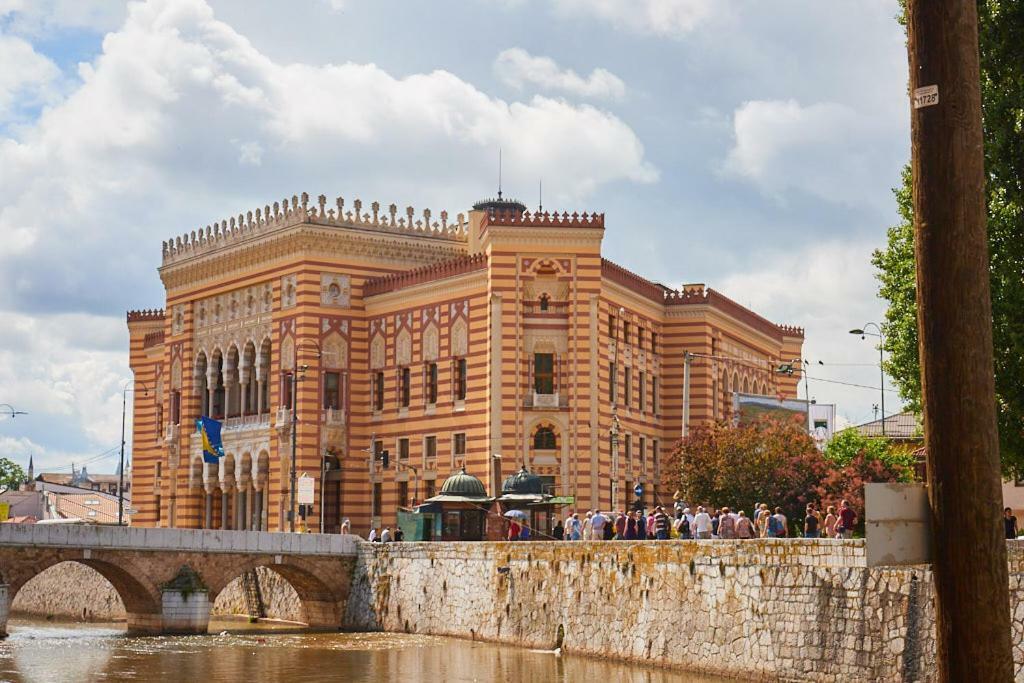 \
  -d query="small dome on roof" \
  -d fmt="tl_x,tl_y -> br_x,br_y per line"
502,466 -> 543,495
440,468 -> 488,497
